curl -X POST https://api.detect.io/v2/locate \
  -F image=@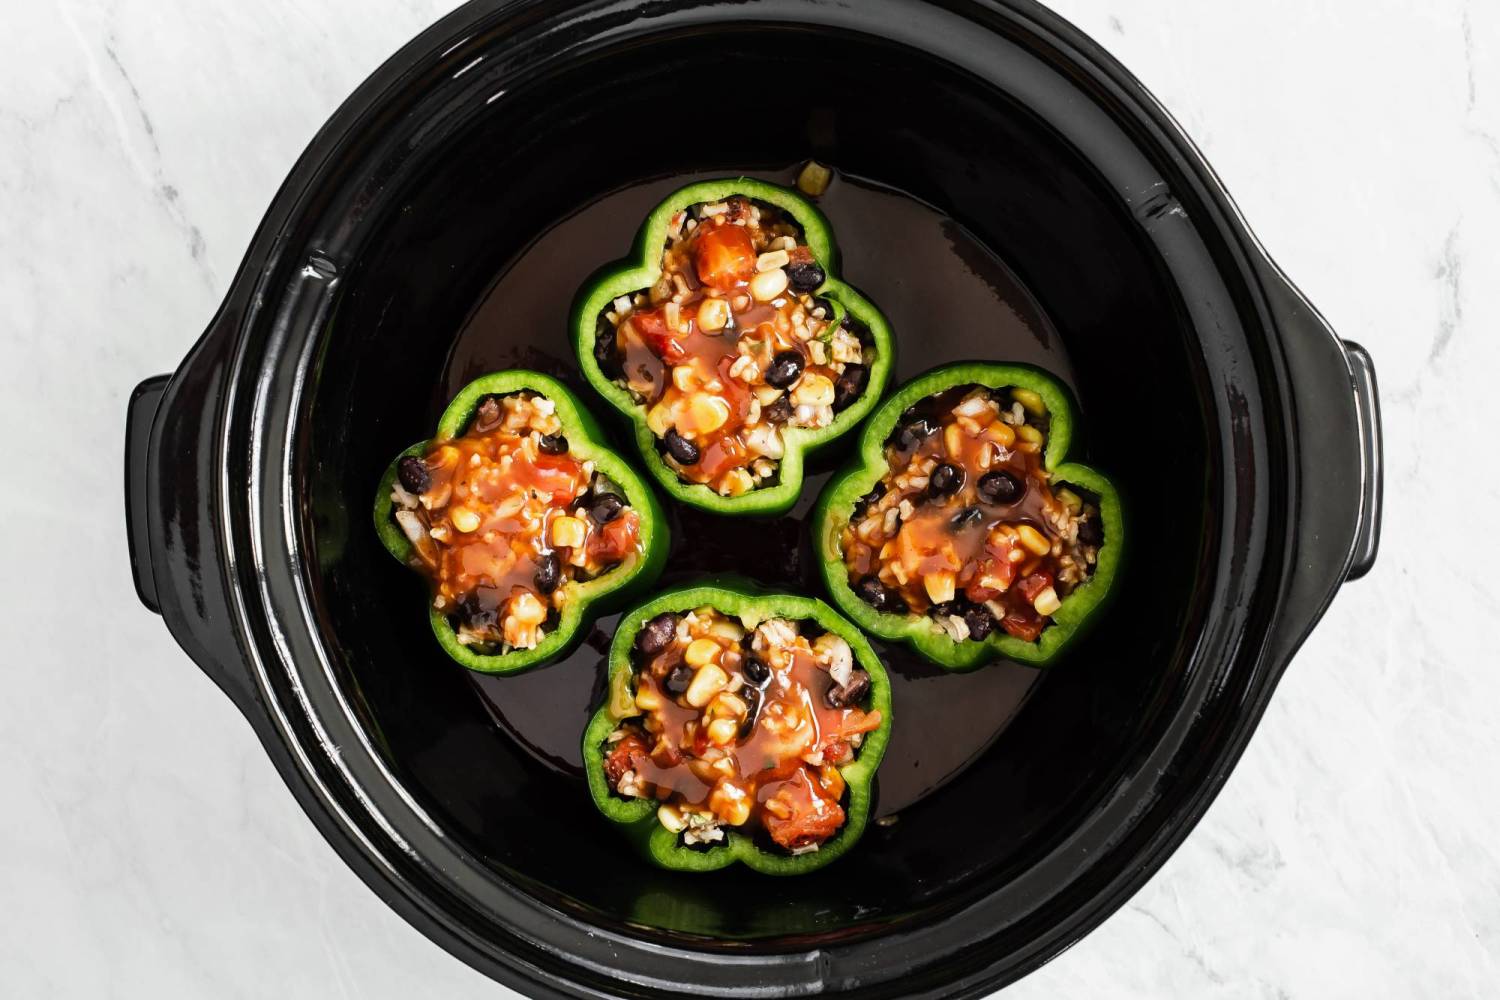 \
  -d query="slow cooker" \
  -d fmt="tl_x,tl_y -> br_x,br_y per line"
125,1 -> 1383,996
